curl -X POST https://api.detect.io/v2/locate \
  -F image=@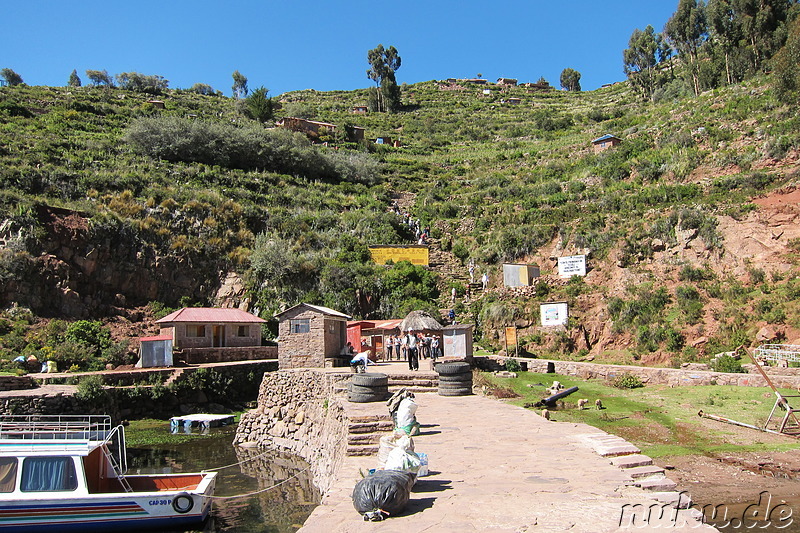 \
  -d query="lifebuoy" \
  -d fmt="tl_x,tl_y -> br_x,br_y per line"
172,493 -> 194,514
